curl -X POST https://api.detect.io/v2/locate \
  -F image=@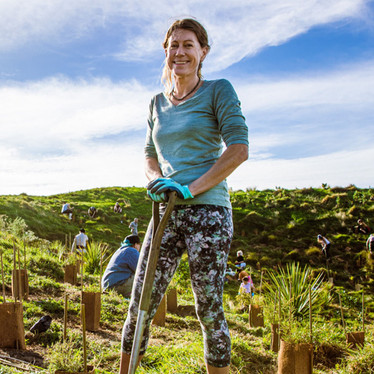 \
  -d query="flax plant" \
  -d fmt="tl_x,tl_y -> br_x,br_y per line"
83,241 -> 110,274
264,262 -> 326,319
